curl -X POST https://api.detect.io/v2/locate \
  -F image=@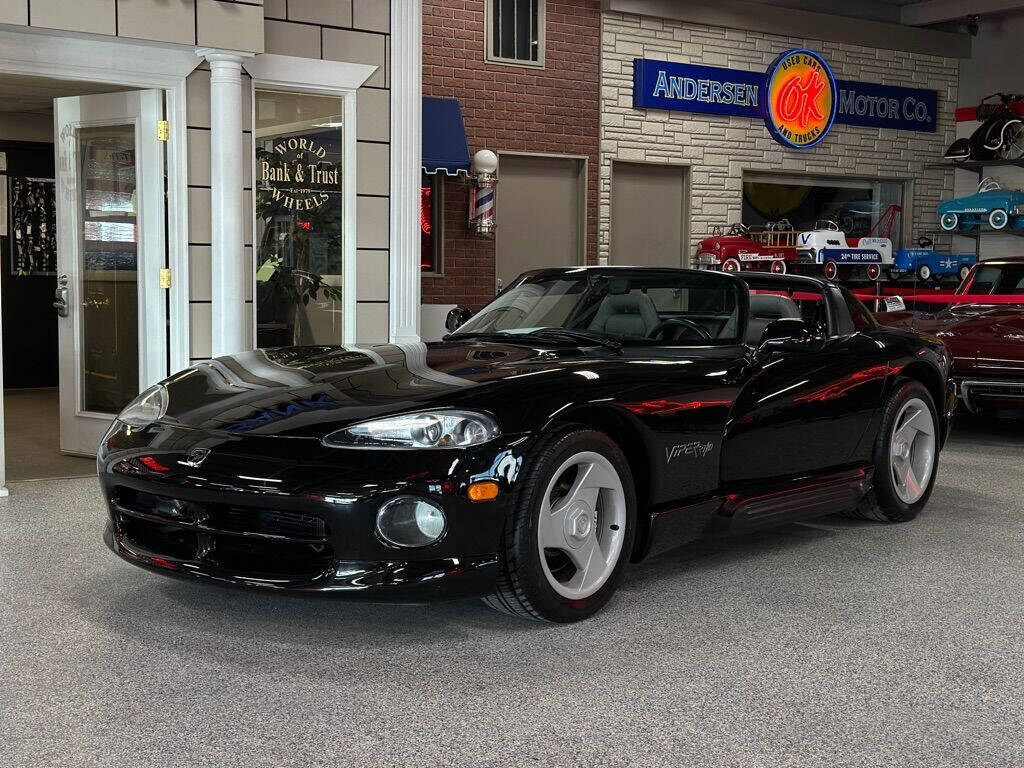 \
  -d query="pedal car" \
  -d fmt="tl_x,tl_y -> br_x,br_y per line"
888,237 -> 977,282
693,221 -> 796,274
937,177 -> 1024,232
795,220 -> 893,281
